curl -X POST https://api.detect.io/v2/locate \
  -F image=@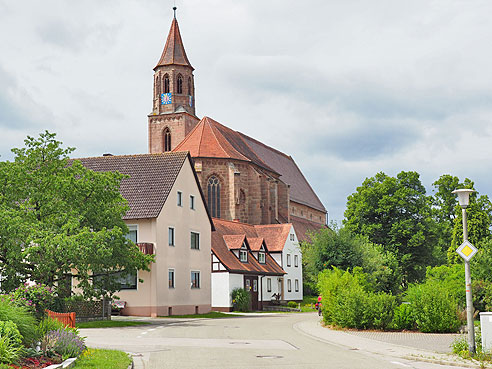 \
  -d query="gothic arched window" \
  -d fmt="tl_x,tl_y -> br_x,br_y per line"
164,75 -> 170,93
188,77 -> 192,95
207,176 -> 221,218
155,76 -> 160,96
177,74 -> 183,94
163,128 -> 171,152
